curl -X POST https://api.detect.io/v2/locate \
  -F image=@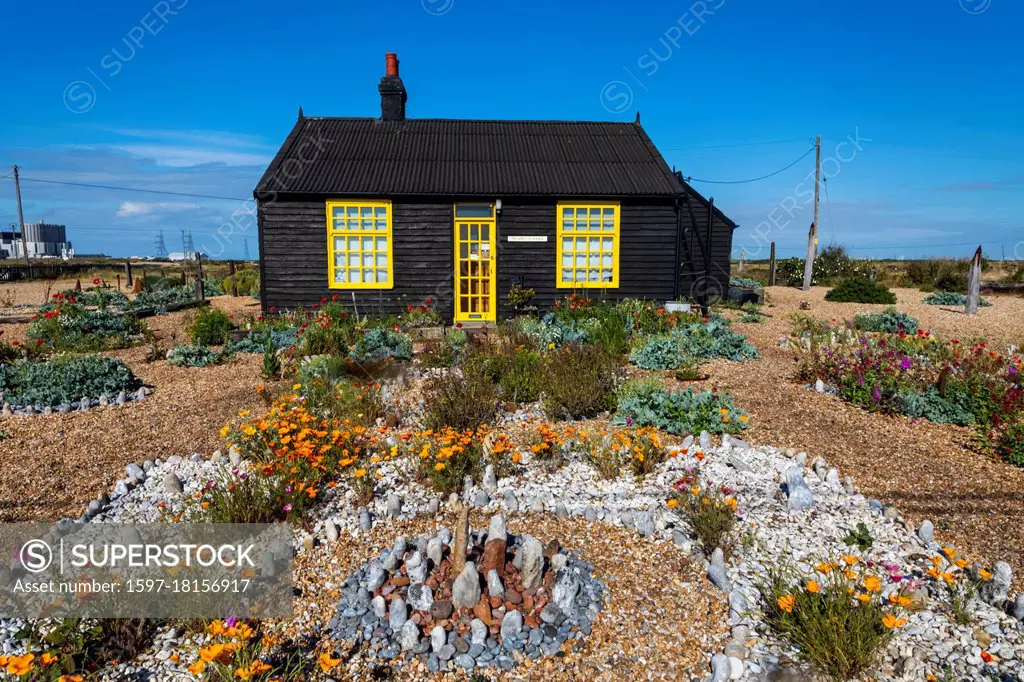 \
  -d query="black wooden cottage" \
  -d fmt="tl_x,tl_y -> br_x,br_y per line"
255,54 -> 736,324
